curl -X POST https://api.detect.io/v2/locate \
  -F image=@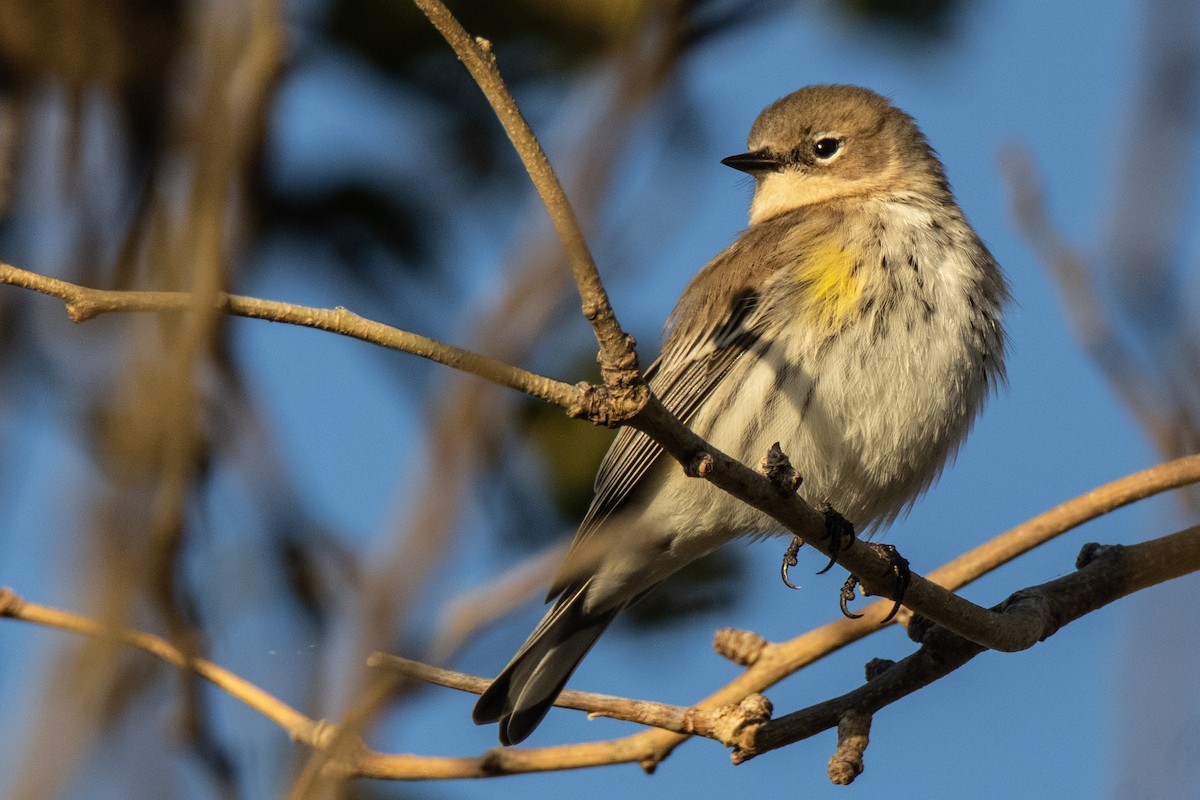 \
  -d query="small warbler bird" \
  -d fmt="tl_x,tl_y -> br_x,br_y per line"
474,84 -> 1008,745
